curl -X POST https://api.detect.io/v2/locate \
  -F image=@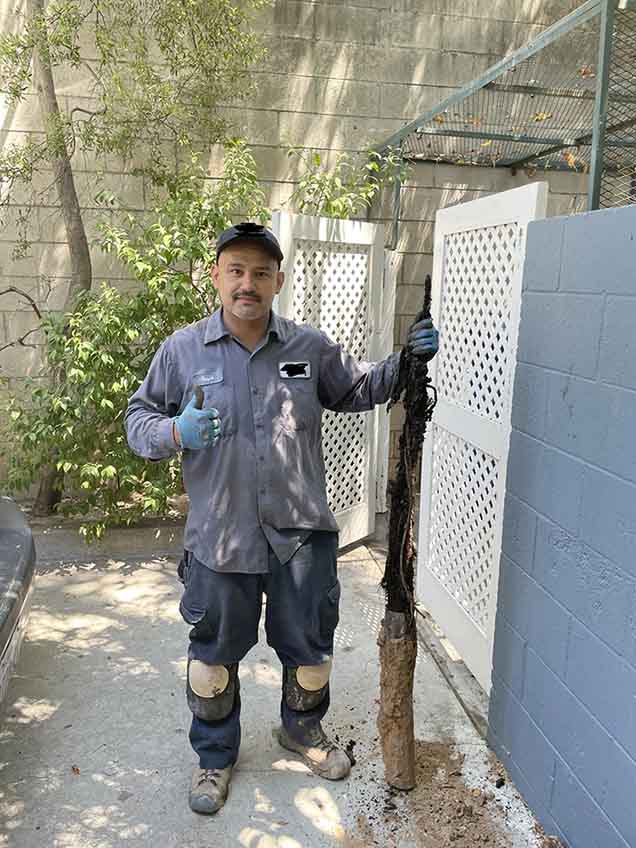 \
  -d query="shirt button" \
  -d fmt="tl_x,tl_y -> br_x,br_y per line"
256,422 -> 264,429
259,456 -> 265,461
260,488 -> 266,495
252,388 -> 259,395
